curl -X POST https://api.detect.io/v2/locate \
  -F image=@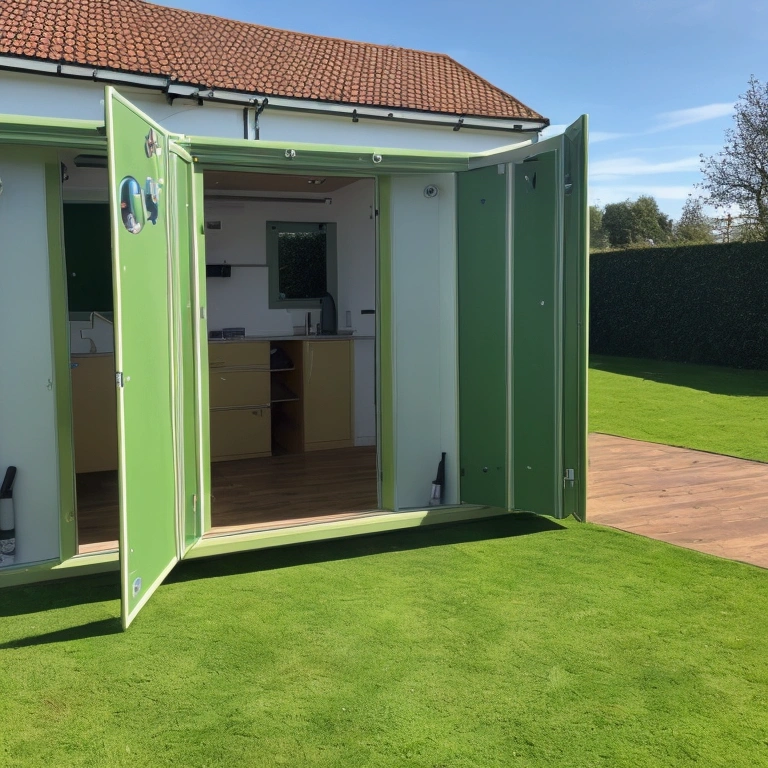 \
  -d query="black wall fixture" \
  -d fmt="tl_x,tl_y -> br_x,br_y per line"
206,264 -> 232,278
